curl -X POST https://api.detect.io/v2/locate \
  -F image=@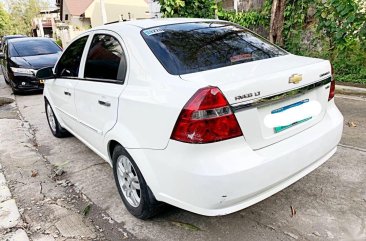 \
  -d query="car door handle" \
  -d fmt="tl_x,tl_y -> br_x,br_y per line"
64,91 -> 71,96
98,100 -> 111,107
